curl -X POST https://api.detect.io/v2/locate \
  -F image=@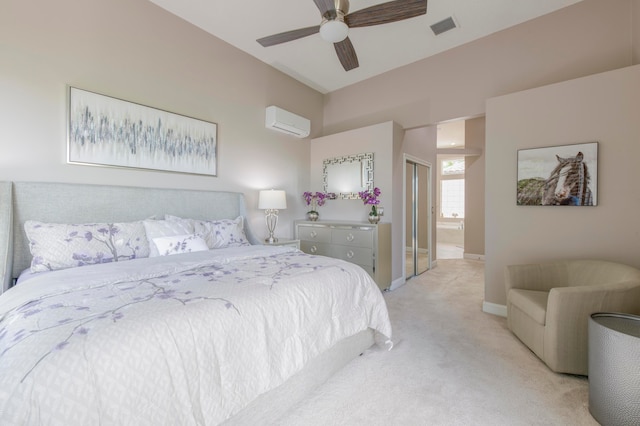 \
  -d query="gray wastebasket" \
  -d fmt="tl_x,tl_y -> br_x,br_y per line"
589,313 -> 640,426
